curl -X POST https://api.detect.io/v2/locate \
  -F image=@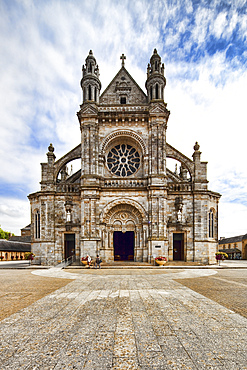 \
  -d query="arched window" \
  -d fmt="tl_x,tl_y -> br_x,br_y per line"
209,209 -> 214,238
150,86 -> 153,100
155,84 -> 159,99
155,61 -> 158,71
94,86 -> 97,101
89,62 -> 92,73
88,85 -> 92,100
35,210 -> 40,239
